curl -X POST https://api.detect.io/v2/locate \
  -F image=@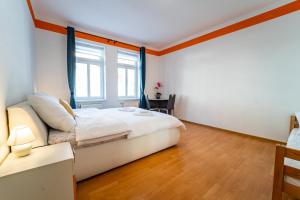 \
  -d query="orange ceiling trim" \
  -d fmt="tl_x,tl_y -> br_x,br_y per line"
159,1 -> 300,56
27,0 -> 159,56
26,0 -> 36,26
75,31 -> 140,52
145,48 -> 160,56
27,0 -> 300,56
35,20 -> 160,56
35,20 -> 67,35
76,31 -> 161,55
